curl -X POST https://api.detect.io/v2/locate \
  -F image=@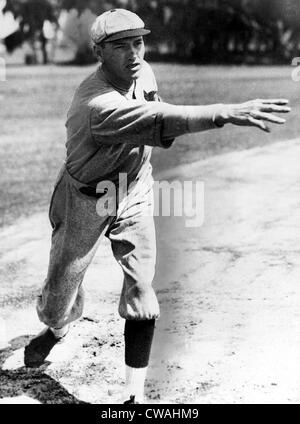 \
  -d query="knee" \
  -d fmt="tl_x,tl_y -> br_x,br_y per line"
36,295 -> 77,328
36,302 -> 65,328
